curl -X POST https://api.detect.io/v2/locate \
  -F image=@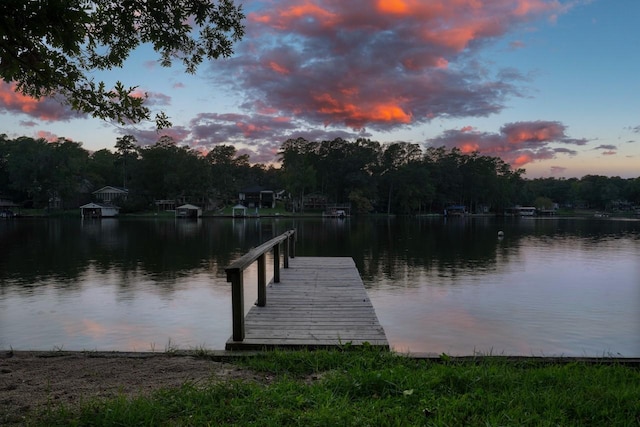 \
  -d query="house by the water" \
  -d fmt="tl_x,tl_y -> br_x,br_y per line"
92,186 -> 129,204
